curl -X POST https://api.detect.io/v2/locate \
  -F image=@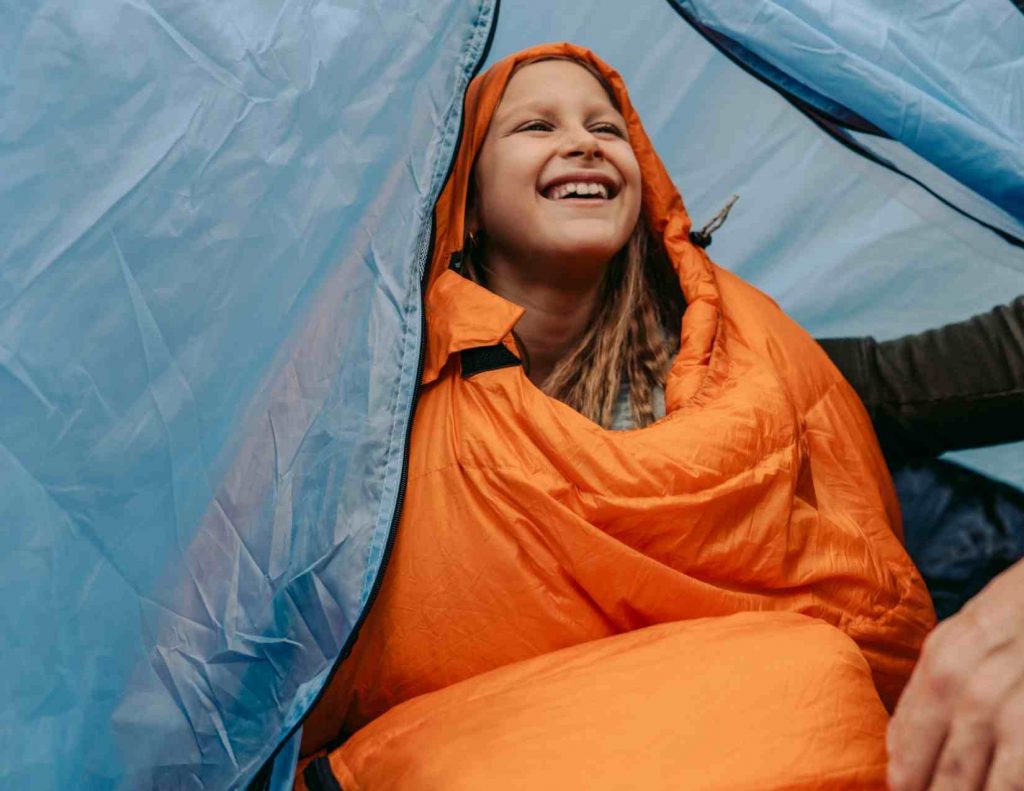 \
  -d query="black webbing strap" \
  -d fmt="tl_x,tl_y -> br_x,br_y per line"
303,756 -> 343,791
460,343 -> 522,378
